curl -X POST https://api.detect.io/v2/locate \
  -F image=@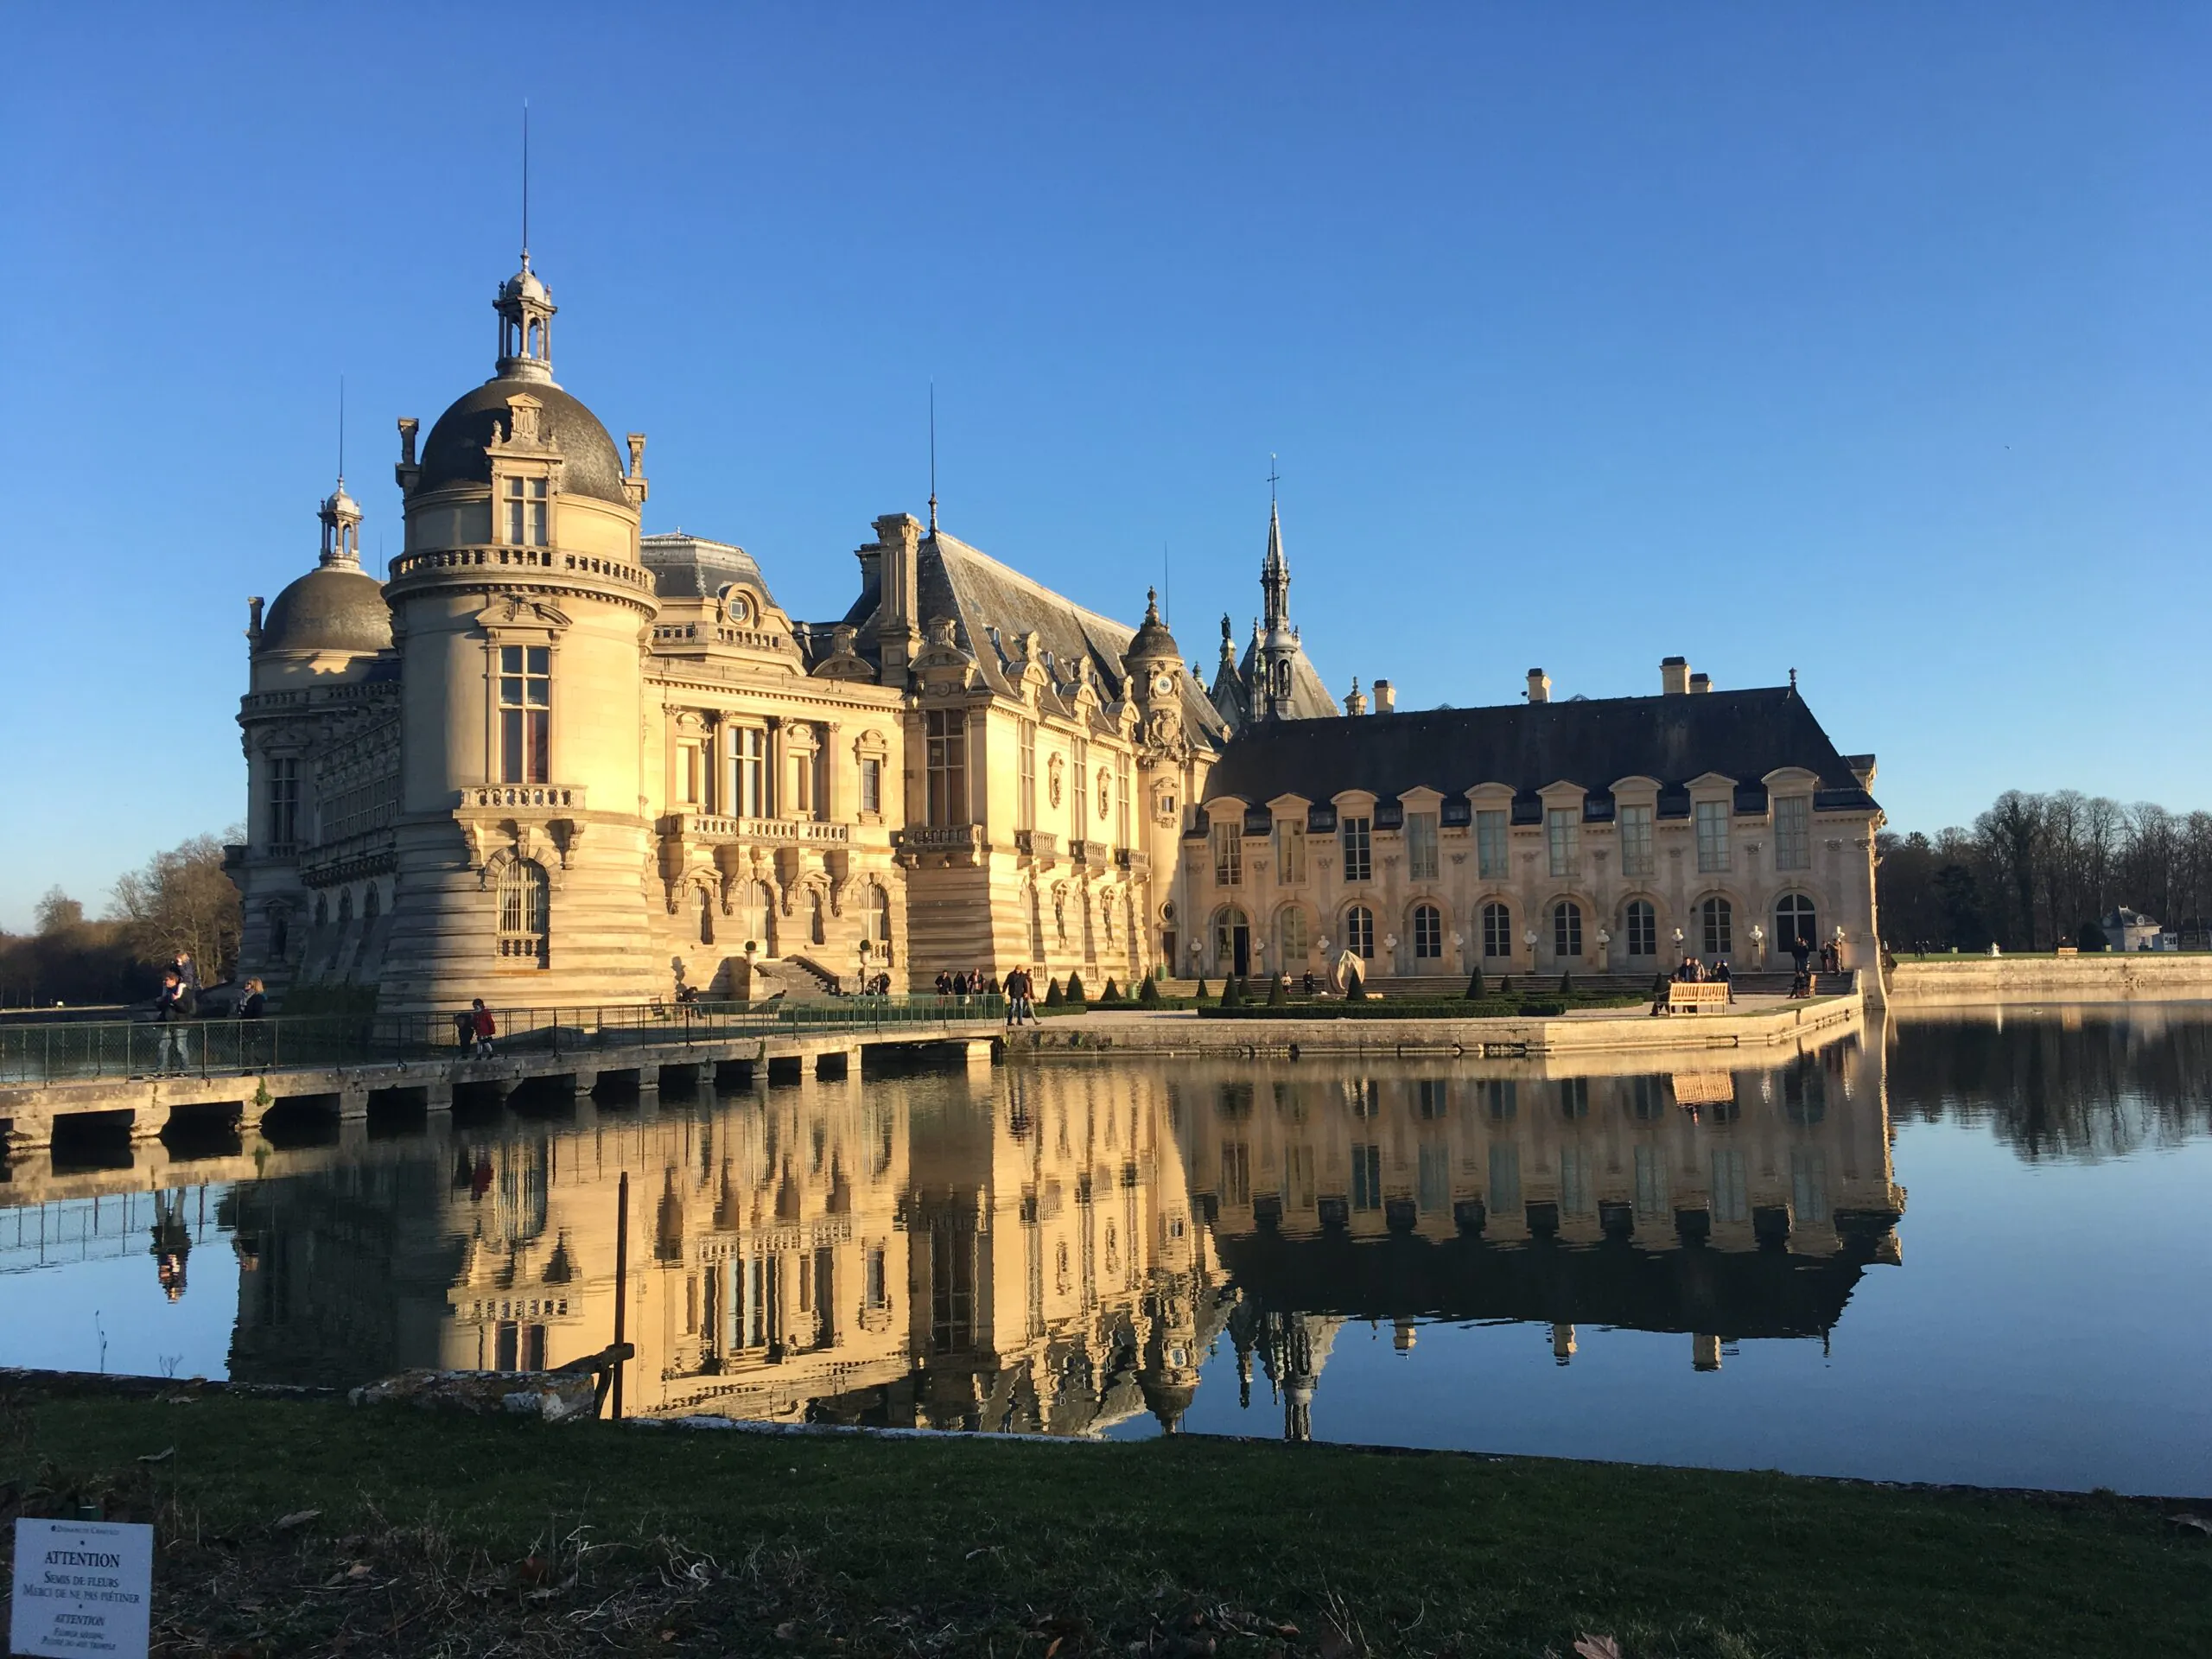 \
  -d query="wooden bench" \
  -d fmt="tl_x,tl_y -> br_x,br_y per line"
1666,982 -> 1733,1014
